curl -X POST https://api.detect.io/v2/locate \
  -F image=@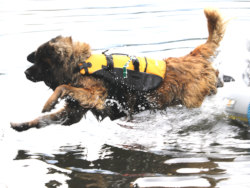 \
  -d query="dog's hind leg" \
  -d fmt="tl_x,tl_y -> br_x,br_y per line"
42,84 -> 107,113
